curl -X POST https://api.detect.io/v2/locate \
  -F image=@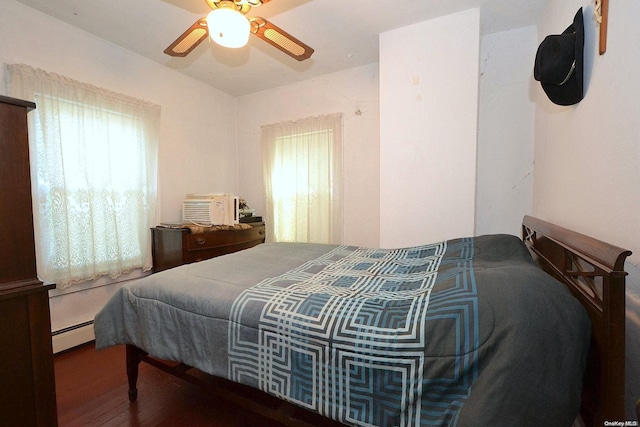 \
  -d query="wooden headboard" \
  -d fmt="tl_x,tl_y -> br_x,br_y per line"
522,215 -> 631,426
